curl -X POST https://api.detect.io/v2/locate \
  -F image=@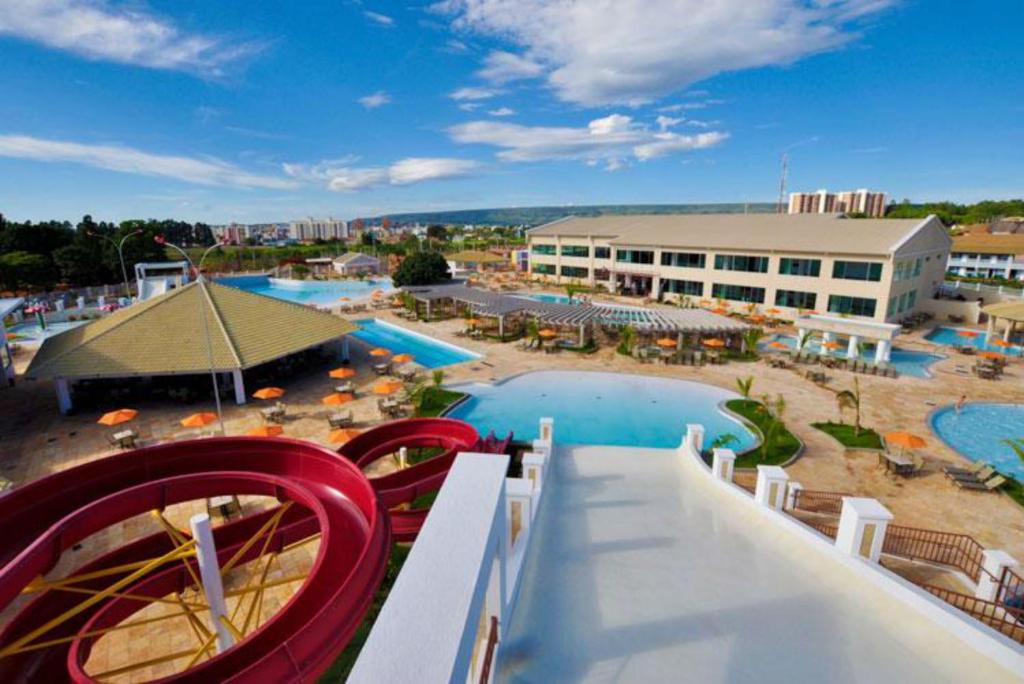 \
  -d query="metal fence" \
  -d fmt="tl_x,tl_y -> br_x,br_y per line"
792,489 -> 849,515
882,525 -> 986,583
941,280 -> 1024,301
920,584 -> 1024,645
997,566 -> 1024,606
